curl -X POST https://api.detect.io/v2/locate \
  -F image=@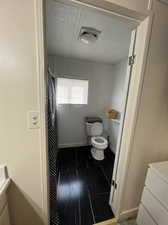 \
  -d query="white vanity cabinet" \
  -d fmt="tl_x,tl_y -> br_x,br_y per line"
137,161 -> 168,225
